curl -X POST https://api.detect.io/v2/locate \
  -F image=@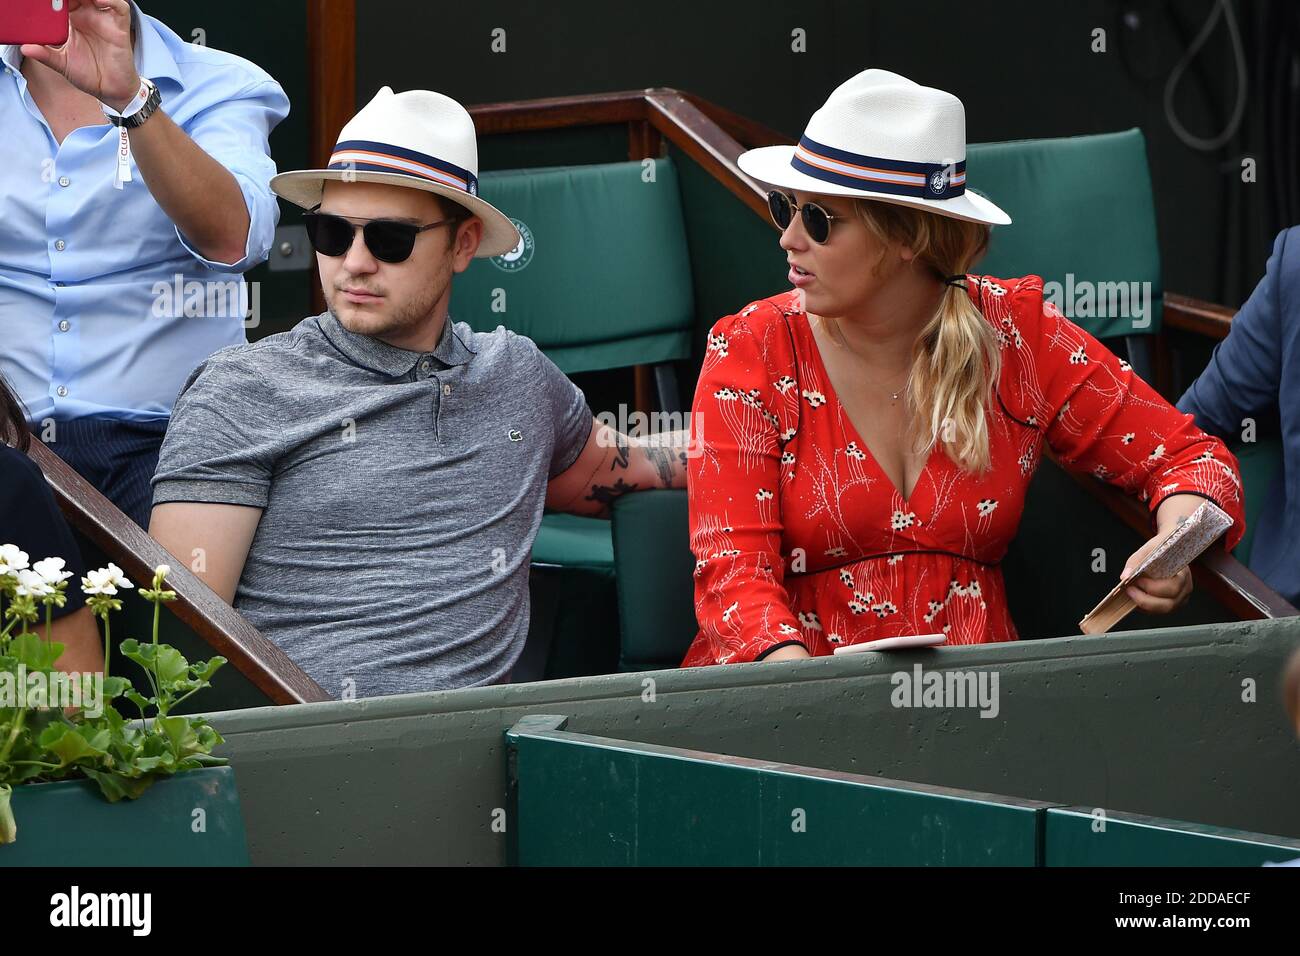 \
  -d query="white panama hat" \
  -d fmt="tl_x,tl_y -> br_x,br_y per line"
737,69 -> 1011,226
271,86 -> 520,257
